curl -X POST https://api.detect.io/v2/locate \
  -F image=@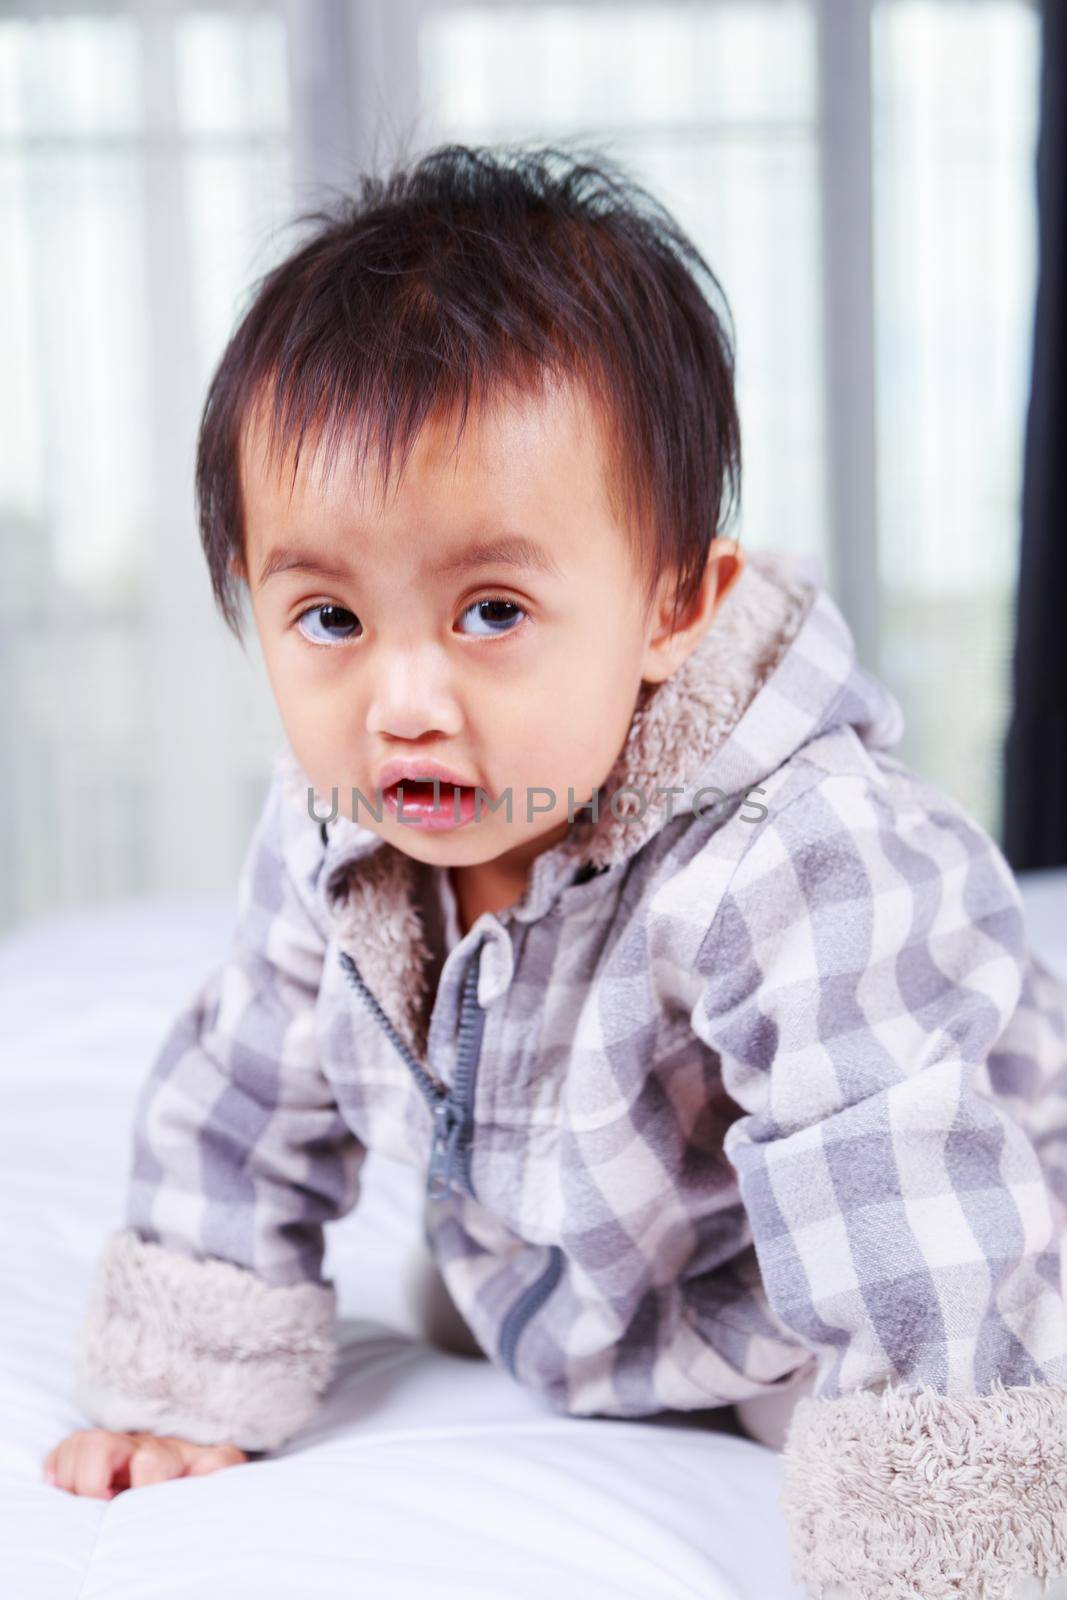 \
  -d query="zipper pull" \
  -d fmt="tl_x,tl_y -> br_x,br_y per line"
426,1096 -> 463,1199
